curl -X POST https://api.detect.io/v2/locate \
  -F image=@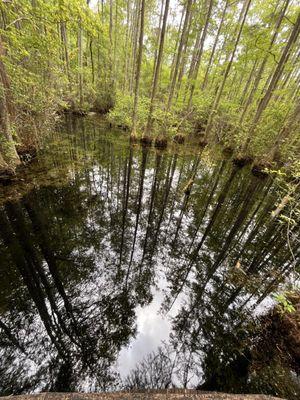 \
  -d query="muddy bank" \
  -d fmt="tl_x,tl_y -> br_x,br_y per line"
0,391 -> 284,400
